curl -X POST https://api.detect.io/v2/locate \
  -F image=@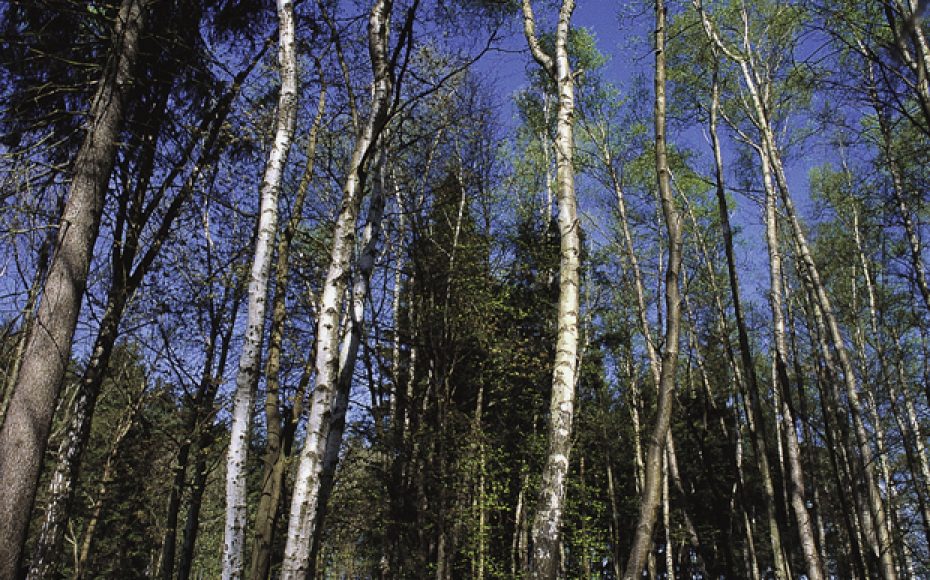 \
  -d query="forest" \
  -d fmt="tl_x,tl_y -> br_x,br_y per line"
0,0 -> 928,578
